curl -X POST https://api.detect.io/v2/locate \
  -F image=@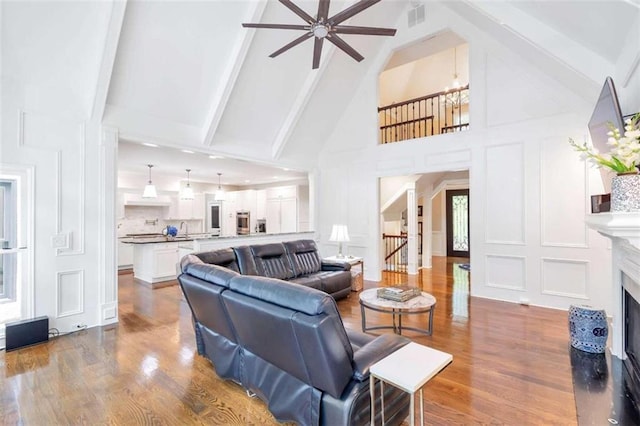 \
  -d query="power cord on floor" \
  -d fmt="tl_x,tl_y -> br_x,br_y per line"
48,324 -> 87,338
